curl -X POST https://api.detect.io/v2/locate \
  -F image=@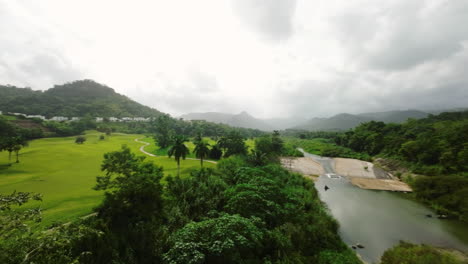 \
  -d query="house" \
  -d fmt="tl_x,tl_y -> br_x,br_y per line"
121,117 -> 133,122
96,117 -> 104,122
109,117 -> 119,122
71,117 -> 80,121
26,115 -> 46,120
50,116 -> 68,121
133,117 -> 150,122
